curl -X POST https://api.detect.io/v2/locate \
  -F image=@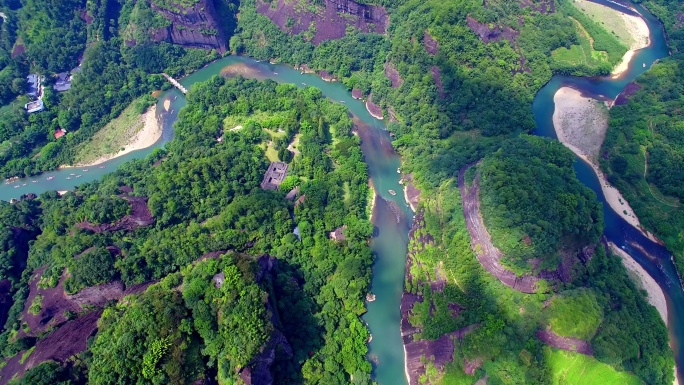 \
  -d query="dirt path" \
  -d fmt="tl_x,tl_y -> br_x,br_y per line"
536,329 -> 593,356
458,163 -> 542,293
642,147 -> 679,208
